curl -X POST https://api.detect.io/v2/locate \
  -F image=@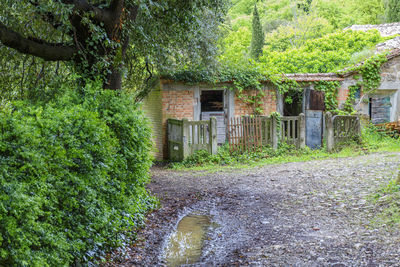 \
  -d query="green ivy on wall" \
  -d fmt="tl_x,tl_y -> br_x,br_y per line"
338,52 -> 388,114
164,52 -> 388,115
314,81 -> 340,112
164,63 -> 300,115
